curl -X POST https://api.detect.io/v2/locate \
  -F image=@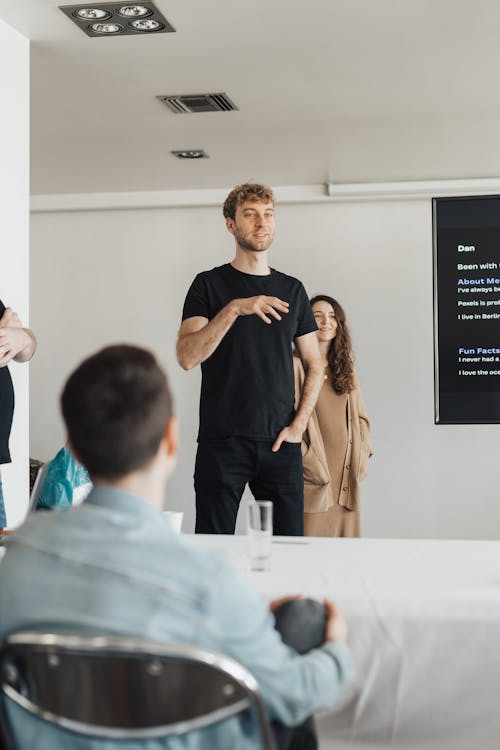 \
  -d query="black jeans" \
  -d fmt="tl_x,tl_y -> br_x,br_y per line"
194,437 -> 304,536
